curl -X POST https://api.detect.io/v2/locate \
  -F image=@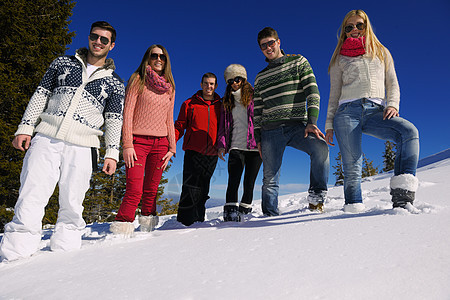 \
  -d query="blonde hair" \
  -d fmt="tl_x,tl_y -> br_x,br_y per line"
127,44 -> 175,94
328,9 -> 388,72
